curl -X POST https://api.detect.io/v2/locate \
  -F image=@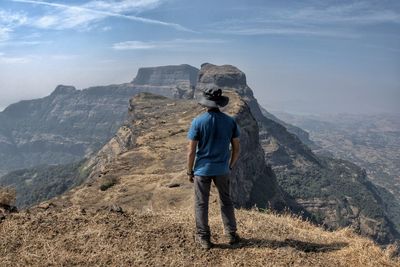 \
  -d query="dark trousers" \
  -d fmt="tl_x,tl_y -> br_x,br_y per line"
194,175 -> 237,239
